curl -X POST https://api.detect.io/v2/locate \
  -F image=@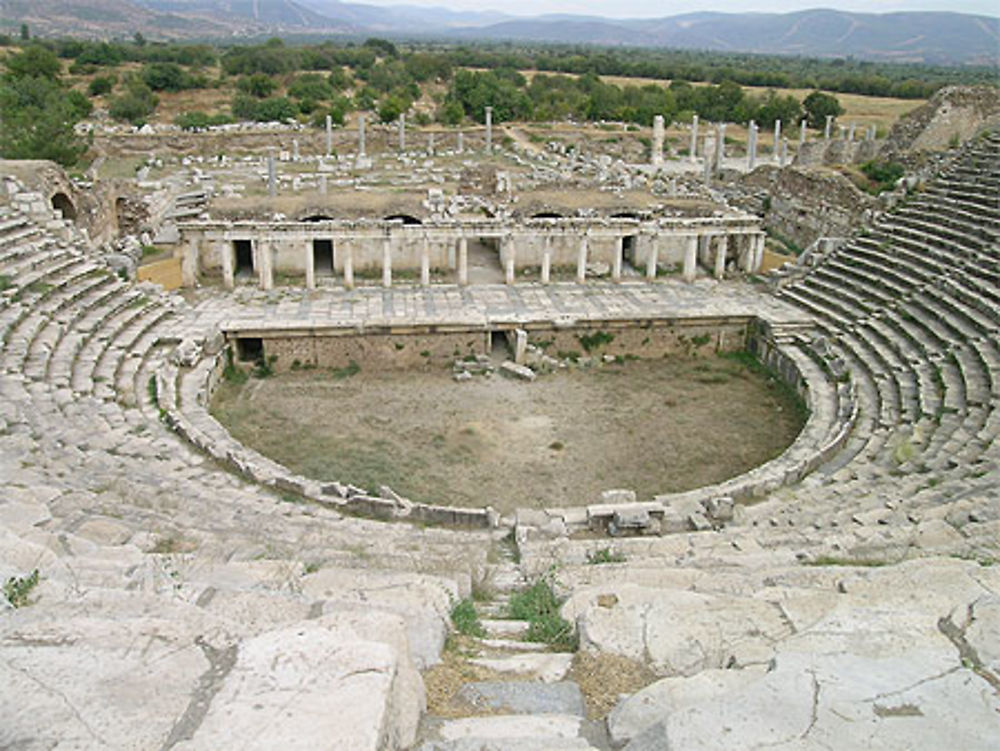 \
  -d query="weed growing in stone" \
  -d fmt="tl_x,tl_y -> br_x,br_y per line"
223,349 -> 248,385
508,577 -> 577,652
3,569 -> 39,608
331,360 -> 360,379
577,330 -> 614,353
587,547 -> 626,564
450,598 -> 485,637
